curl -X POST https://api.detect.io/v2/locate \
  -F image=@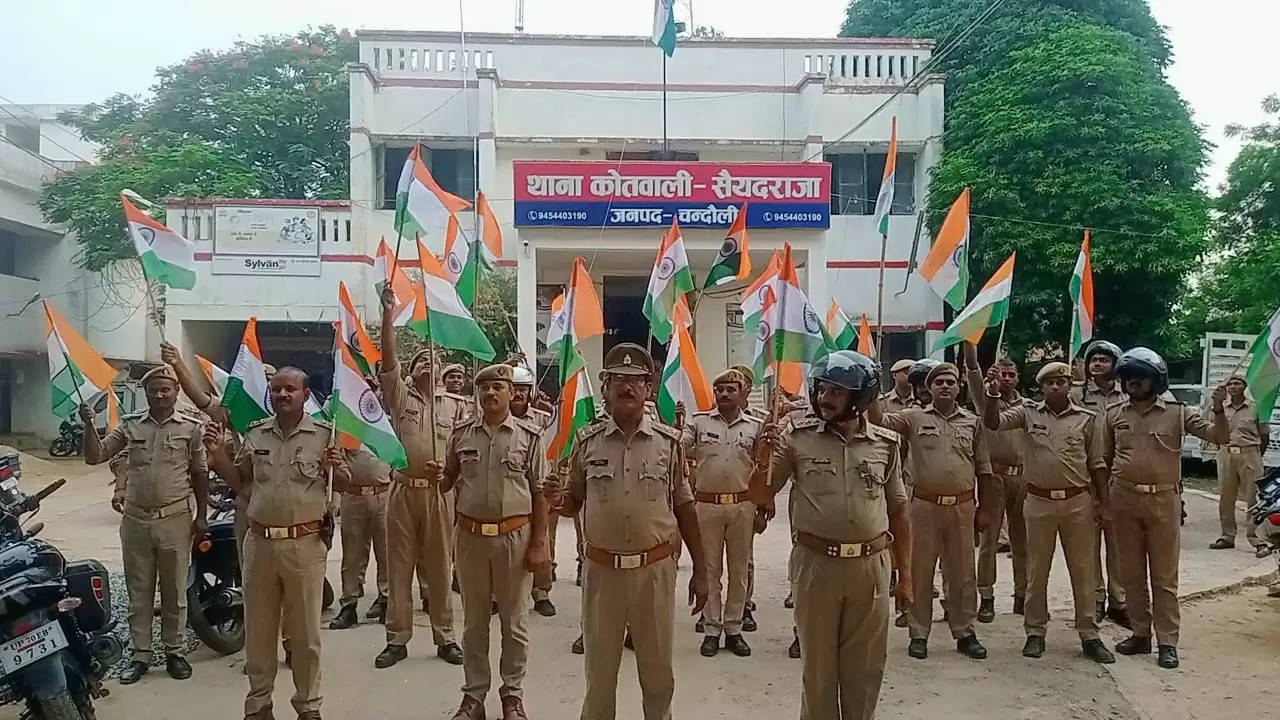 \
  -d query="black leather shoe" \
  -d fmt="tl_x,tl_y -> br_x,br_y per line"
724,634 -> 751,657
1256,545 -> 1273,559
788,636 -> 801,659
297,712 -> 322,720
784,593 -> 794,609
1107,605 -> 1132,630
1022,636 -> 1045,658
1157,645 -> 1179,669
956,634 -> 987,659
165,654 -> 192,680
977,598 -> 995,623
745,600 -> 756,612
365,596 -> 387,621
374,644 -> 407,669
437,642 -> 463,665
1012,596 -> 1025,615
1115,635 -> 1152,656
624,632 -> 634,651
329,604 -> 358,630
694,615 -> 705,633
1209,537 -> 1234,550
534,599 -> 556,617
119,660 -> 148,684
741,608 -> 757,633
1095,601 -> 1106,624
907,638 -> 928,660
699,636 -> 719,657
894,612 -> 909,628
571,635 -> 584,655
1083,639 -> 1115,664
